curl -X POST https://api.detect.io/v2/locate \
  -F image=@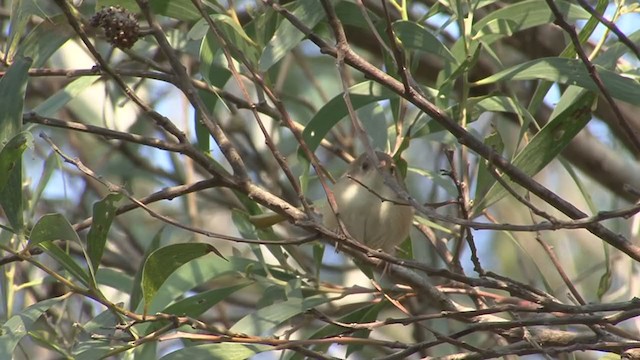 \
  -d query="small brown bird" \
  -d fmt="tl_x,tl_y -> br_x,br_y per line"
322,151 -> 414,254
